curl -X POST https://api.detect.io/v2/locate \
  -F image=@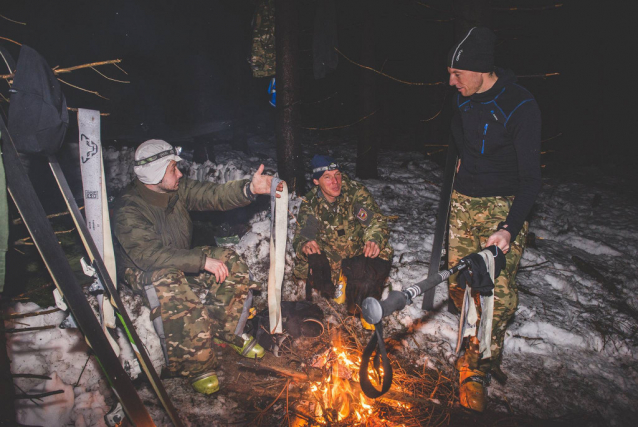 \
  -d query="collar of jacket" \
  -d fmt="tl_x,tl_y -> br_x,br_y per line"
467,67 -> 517,103
134,178 -> 178,209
